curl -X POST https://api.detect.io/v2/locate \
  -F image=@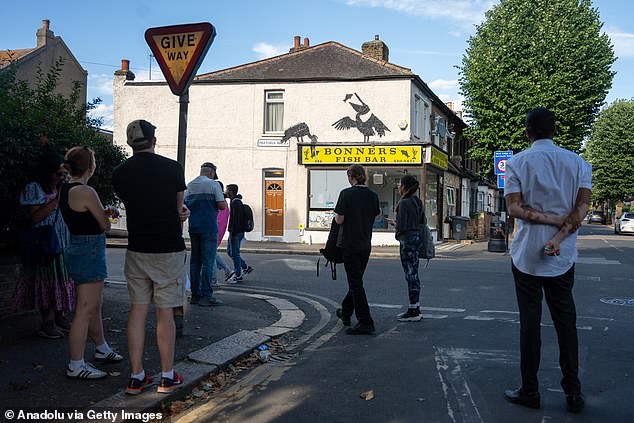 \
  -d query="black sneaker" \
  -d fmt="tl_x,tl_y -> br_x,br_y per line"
244,266 -> 253,275
199,297 -> 224,306
38,322 -> 64,339
336,308 -> 351,326
397,308 -> 422,322
126,374 -> 154,395
157,371 -> 184,394
504,388 -> 540,409
346,323 -> 376,335
566,394 -> 585,413
55,317 -> 72,333
224,271 -> 235,282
